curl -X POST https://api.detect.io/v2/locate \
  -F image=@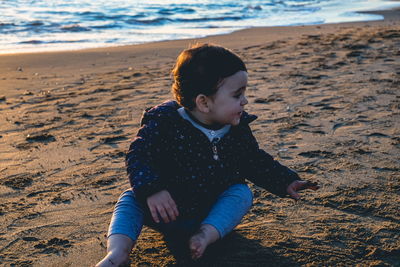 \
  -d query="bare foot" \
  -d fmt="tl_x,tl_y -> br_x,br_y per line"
189,224 -> 219,260
95,251 -> 130,267
95,234 -> 134,267
95,252 -> 129,267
